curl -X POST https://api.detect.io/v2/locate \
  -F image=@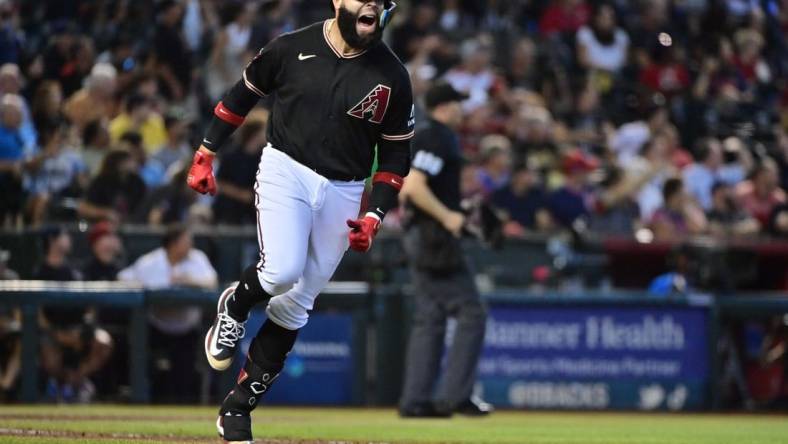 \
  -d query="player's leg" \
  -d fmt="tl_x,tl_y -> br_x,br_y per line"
433,265 -> 490,415
216,319 -> 297,443
206,148 -> 312,371
265,179 -> 365,330
398,266 -> 451,417
216,179 -> 363,441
